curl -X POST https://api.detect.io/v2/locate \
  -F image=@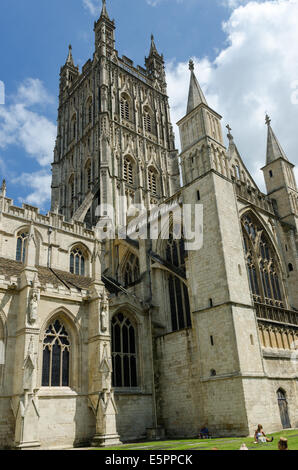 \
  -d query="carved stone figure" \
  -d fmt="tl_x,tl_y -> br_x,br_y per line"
28,288 -> 39,325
